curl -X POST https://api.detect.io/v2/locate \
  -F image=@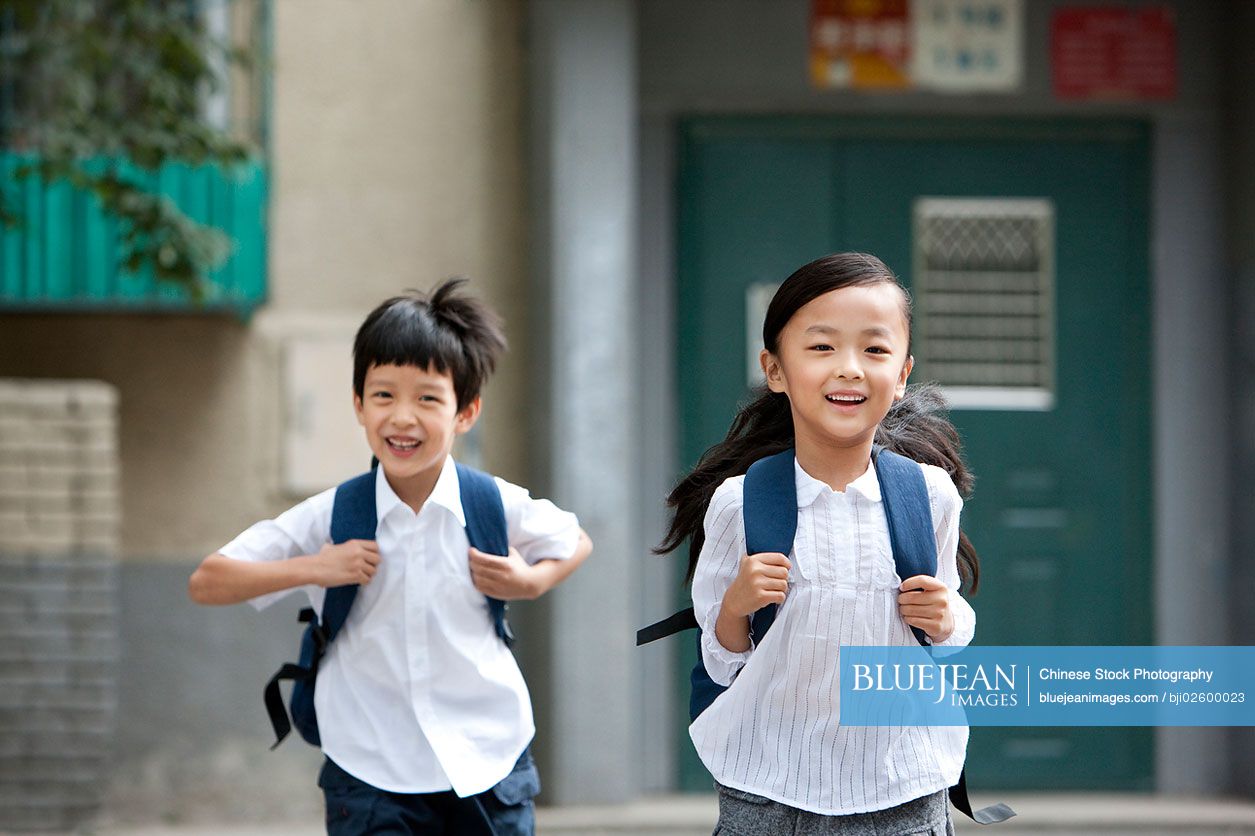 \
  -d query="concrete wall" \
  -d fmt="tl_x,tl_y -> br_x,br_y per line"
267,0 -> 530,491
265,0 -> 531,493
0,0 -> 530,823
1223,0 -> 1255,799
636,0 -> 1236,796
527,0 -> 640,804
